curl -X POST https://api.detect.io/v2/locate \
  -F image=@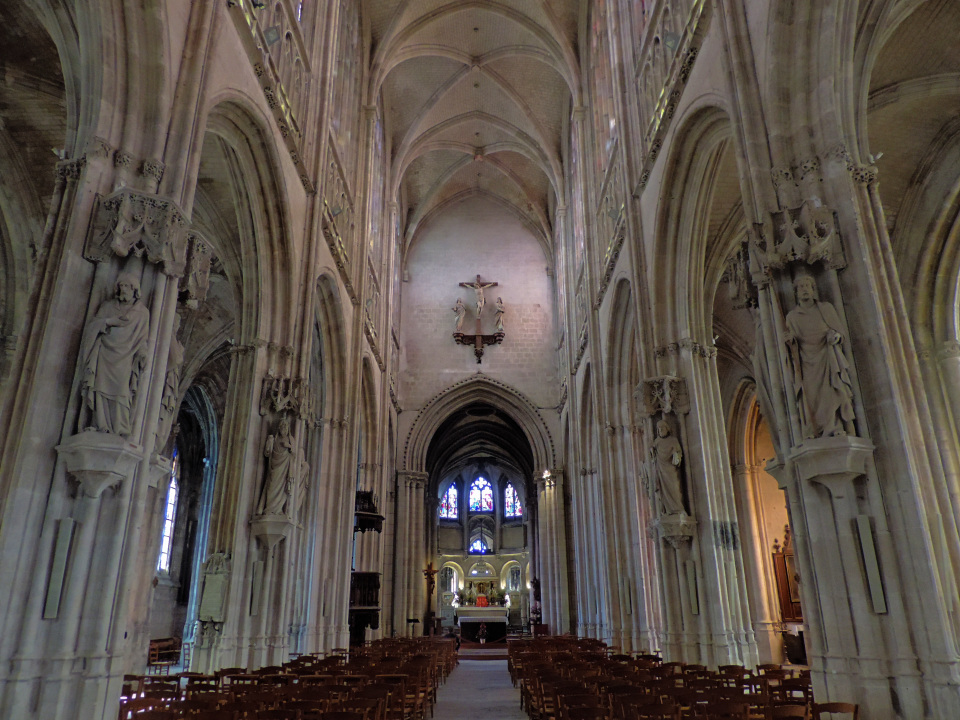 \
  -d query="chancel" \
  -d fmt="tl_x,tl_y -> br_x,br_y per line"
1,1 -> 959,719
